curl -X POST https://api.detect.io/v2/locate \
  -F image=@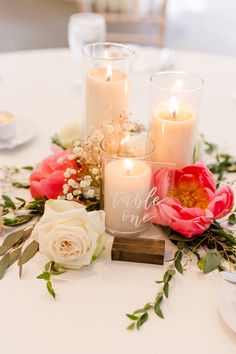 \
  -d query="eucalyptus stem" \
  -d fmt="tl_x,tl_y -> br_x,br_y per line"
126,244 -> 184,330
